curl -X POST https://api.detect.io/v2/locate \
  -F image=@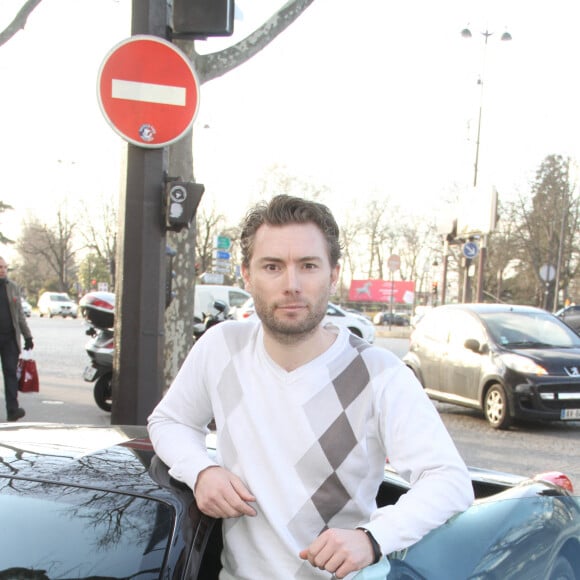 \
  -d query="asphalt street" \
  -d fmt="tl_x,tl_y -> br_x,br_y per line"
4,315 -> 579,486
